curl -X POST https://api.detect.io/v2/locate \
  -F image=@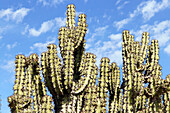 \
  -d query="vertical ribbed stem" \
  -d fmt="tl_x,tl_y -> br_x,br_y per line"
66,4 -> 75,29
108,63 -> 121,113
96,58 -> 110,113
